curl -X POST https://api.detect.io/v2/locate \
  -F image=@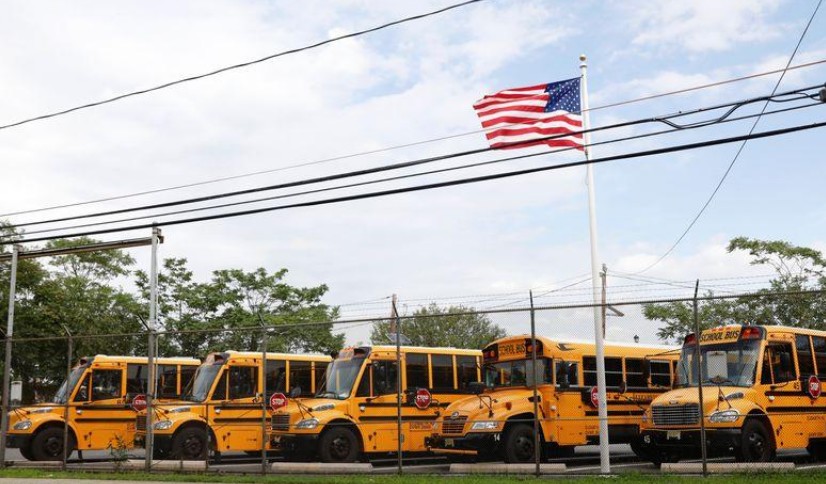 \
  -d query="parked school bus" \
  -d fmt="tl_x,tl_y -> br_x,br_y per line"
639,325 -> 826,464
134,351 -> 331,459
427,335 -> 679,462
5,355 -> 200,461
269,345 -> 482,462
